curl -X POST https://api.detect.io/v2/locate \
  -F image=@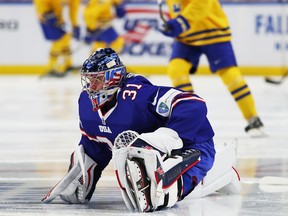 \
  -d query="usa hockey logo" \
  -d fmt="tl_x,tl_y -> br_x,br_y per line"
158,102 -> 169,114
